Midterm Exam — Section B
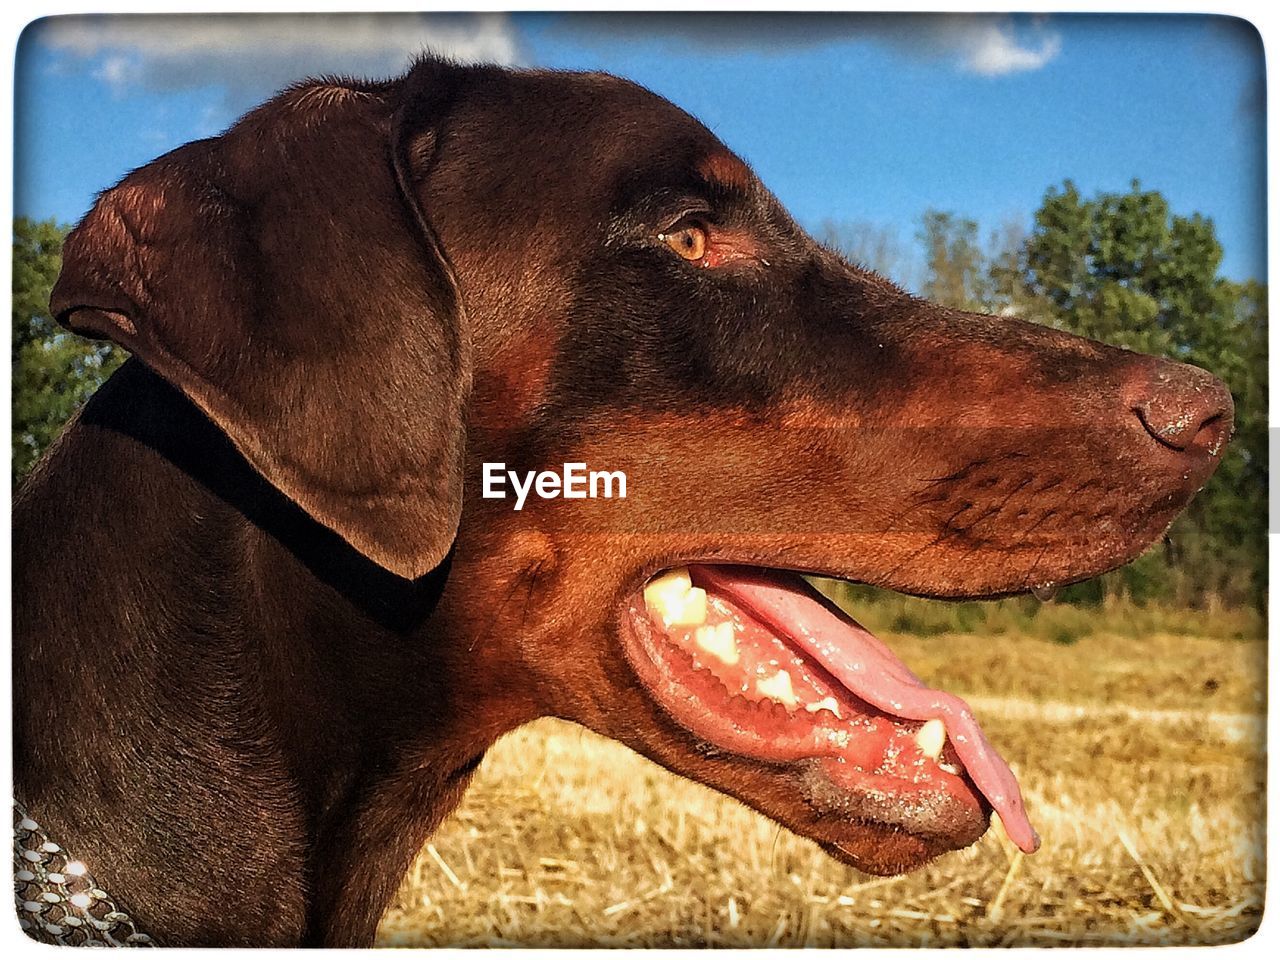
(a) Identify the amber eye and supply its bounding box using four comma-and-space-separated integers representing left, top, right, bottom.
659, 223, 708, 262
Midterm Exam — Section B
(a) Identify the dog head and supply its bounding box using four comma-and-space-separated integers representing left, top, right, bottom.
52, 57, 1233, 874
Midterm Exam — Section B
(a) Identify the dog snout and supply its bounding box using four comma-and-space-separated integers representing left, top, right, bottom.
1128, 359, 1234, 458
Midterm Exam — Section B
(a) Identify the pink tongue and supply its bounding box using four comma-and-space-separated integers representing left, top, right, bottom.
690, 565, 1040, 854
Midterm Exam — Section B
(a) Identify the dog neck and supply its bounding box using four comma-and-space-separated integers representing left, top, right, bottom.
78, 361, 455, 633
12, 360, 514, 945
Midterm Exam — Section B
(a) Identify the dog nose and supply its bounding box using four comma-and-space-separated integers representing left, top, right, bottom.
1130, 360, 1234, 456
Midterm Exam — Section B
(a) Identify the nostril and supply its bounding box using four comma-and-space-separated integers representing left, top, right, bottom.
1191, 412, 1230, 454
1133, 405, 1192, 451
1131, 363, 1234, 457
1135, 406, 1225, 453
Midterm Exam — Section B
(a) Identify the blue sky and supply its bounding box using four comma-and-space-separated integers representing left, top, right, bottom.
14, 12, 1266, 284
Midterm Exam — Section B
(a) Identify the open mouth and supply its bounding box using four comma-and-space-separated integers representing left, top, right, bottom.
620, 564, 1039, 865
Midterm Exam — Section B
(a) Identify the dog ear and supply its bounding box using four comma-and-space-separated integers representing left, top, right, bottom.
50, 66, 471, 580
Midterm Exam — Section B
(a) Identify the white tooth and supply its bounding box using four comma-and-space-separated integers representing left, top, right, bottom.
695, 622, 739, 665
642, 568, 707, 626
805, 696, 843, 719
668, 587, 707, 625
939, 761, 961, 776
915, 718, 946, 760
643, 568, 690, 611
756, 670, 799, 709
657, 567, 693, 591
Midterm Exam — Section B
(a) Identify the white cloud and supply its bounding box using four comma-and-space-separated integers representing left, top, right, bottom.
830, 15, 1064, 78
91, 53, 141, 89
550, 13, 1062, 78
952, 19, 1063, 77
34, 13, 521, 107
30, 12, 1061, 128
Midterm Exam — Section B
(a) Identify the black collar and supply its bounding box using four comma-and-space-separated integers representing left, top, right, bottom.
80, 360, 453, 634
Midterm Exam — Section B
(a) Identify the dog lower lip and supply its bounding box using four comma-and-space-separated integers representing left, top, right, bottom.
623, 564, 1041, 857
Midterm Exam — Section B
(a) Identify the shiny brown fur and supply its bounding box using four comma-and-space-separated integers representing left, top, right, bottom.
14, 57, 1231, 945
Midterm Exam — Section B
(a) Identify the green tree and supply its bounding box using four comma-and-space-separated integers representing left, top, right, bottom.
917, 210, 994, 312
12, 217, 126, 484
1020, 181, 1267, 608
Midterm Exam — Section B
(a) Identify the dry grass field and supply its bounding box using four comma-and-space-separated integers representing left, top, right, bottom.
378, 607, 1265, 947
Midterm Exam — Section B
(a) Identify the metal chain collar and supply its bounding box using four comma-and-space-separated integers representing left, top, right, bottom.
13, 802, 157, 947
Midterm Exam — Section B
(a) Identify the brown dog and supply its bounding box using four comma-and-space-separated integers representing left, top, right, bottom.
14, 57, 1232, 945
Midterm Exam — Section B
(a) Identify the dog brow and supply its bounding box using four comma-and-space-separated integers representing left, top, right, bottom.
697, 151, 753, 192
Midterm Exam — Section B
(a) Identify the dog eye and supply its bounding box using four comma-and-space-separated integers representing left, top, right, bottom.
659, 223, 708, 263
